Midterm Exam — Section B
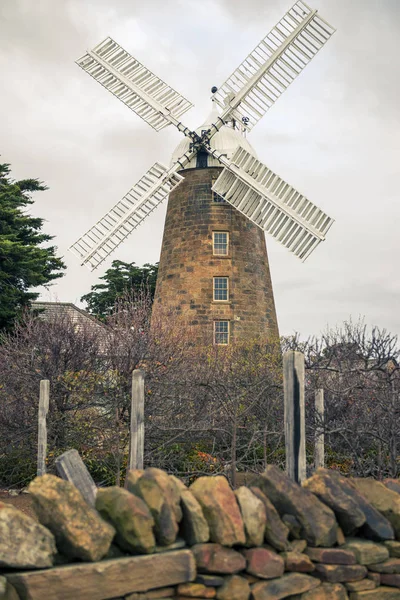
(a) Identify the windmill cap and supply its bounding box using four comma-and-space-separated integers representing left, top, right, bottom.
171, 104, 257, 170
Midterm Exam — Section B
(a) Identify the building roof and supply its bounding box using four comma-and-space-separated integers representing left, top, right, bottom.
32, 301, 104, 331
171, 103, 257, 170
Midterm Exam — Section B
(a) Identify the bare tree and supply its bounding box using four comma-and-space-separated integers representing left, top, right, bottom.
286, 319, 400, 478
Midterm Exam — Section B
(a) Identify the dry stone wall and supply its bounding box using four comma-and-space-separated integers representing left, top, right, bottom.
1, 467, 400, 600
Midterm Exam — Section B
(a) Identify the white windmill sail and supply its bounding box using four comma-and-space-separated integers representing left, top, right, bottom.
212, 1, 335, 131
76, 37, 194, 131
211, 146, 334, 261
69, 164, 184, 270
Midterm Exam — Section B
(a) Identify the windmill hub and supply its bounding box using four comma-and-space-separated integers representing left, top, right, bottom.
171, 105, 257, 171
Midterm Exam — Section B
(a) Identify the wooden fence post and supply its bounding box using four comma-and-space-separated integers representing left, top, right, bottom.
283, 351, 306, 483
37, 380, 50, 477
55, 449, 97, 506
314, 388, 325, 469
129, 369, 145, 471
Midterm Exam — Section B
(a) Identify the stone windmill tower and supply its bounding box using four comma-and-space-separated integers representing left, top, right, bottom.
70, 2, 335, 345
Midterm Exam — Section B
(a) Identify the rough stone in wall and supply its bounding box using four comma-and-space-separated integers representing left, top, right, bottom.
95, 487, 156, 554
189, 475, 246, 546
312, 563, 368, 583
179, 489, 210, 545
1, 467, 400, 600
0, 503, 56, 569
126, 471, 178, 546
251, 572, 321, 599
253, 465, 338, 547
242, 547, 285, 579
192, 543, 246, 574
249, 486, 289, 551
234, 486, 266, 547
281, 551, 315, 573
306, 469, 396, 542
384, 480, 400, 495
28, 474, 115, 561
341, 539, 390, 565
352, 478, 400, 539
385, 541, 400, 558
305, 547, 357, 565
302, 469, 366, 535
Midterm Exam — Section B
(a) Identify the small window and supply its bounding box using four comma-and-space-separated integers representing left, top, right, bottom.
213, 232, 229, 256
212, 177, 226, 203
213, 277, 229, 301
213, 191, 226, 203
214, 321, 230, 345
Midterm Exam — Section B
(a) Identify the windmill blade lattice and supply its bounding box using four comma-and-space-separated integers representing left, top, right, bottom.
69, 164, 183, 270
212, 1, 335, 131
212, 146, 334, 261
77, 37, 194, 132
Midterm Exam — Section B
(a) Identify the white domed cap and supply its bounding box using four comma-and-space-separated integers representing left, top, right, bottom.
170, 103, 257, 170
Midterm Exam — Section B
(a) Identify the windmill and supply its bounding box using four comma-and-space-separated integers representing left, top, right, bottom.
70, 1, 335, 345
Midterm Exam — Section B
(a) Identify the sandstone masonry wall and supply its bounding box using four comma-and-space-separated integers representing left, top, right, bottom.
152, 167, 279, 344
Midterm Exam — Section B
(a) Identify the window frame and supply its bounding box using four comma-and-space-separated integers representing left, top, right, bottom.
214, 320, 230, 345
213, 276, 229, 302
212, 231, 229, 257
211, 176, 226, 203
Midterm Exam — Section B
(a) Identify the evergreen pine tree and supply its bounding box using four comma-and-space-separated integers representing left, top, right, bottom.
0, 162, 65, 330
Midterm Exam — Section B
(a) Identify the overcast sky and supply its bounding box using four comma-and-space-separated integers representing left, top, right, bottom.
1, 0, 399, 339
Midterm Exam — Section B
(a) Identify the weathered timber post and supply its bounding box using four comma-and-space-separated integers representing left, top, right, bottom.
283, 351, 306, 483
129, 369, 145, 471
314, 388, 325, 469
55, 449, 97, 506
37, 380, 50, 477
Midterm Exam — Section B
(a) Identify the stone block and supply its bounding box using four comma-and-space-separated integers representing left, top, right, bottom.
342, 539, 389, 566
195, 575, 225, 587
192, 543, 246, 574
251, 573, 320, 600
385, 541, 400, 558
234, 487, 266, 547
290, 540, 308, 553
352, 479, 400, 539
243, 547, 284, 579
302, 582, 349, 600
28, 474, 114, 562
380, 574, 400, 588
250, 487, 289, 551
348, 587, 400, 599
0, 503, 56, 569
314, 564, 368, 583
345, 580, 376, 591
189, 477, 245, 546
127, 471, 178, 546
96, 487, 155, 554
215, 575, 250, 600
306, 547, 357, 565
302, 470, 365, 535
282, 551, 315, 572
254, 466, 338, 547
383, 480, 400, 495
6, 550, 196, 600
177, 582, 216, 597
368, 559, 400, 574
180, 489, 211, 546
